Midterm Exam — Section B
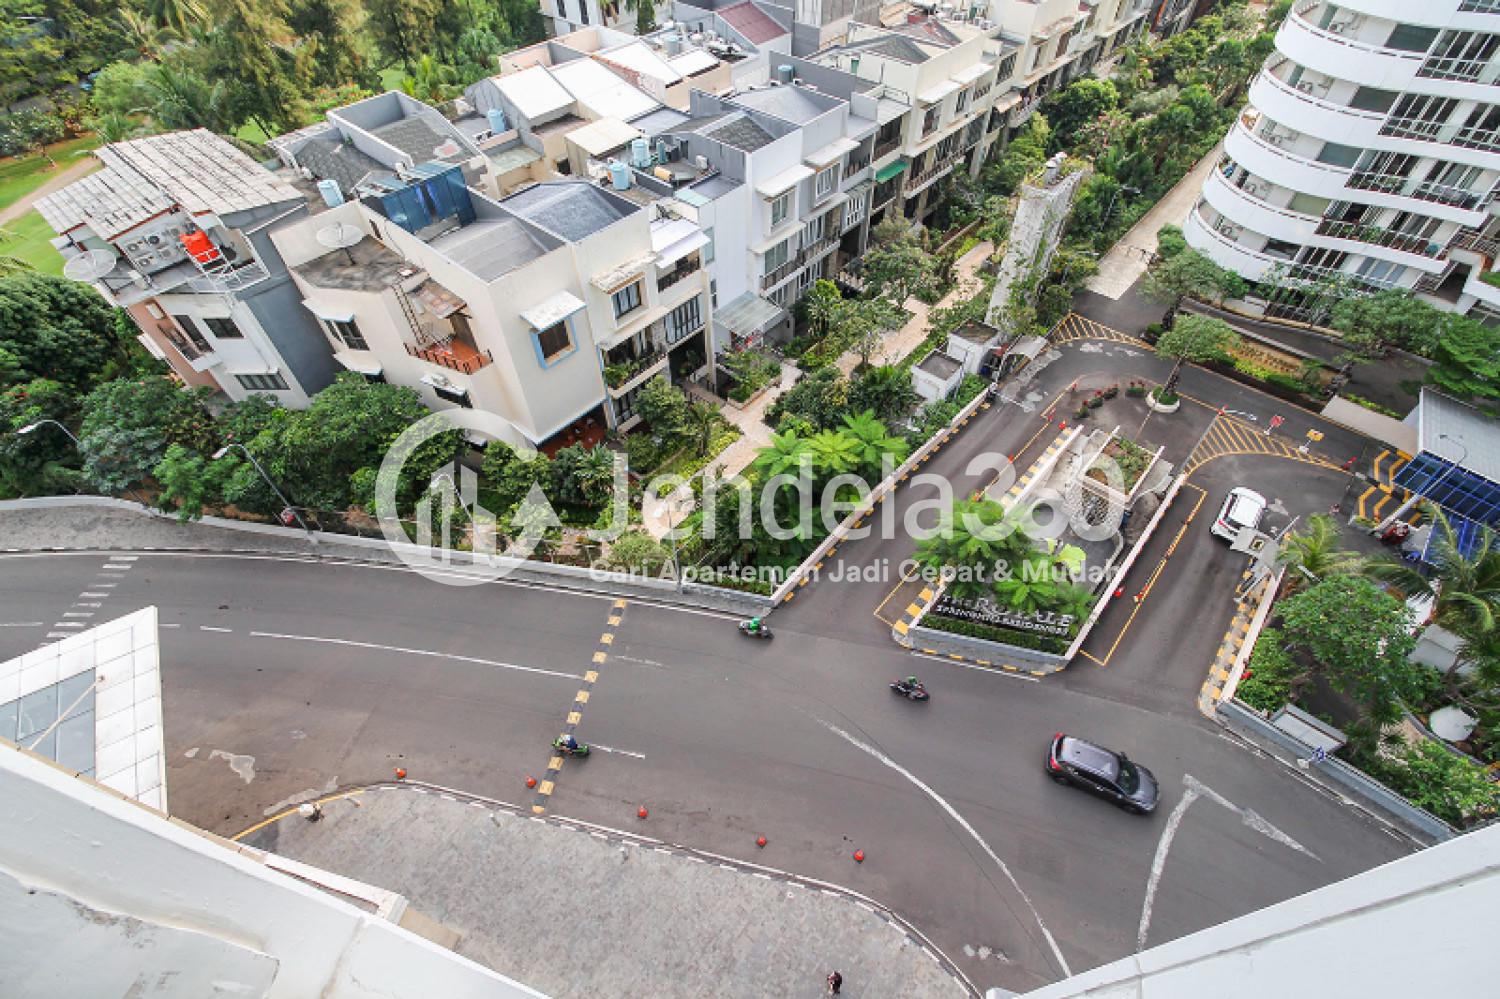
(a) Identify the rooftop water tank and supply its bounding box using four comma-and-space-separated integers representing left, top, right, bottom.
631, 137, 651, 168
486, 108, 508, 134
609, 160, 631, 191
776, 64, 794, 84
665, 35, 682, 55
316, 178, 345, 208
655, 138, 670, 163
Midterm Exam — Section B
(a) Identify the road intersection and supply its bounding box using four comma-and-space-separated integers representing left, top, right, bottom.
0, 315, 1415, 995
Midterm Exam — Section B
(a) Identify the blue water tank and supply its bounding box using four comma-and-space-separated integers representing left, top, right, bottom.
486, 107, 508, 134
777, 64, 794, 84
315, 178, 344, 207
631, 137, 651, 168
656, 139, 669, 163
609, 160, 631, 190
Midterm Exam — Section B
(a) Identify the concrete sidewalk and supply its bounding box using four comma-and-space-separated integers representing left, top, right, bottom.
1085, 143, 1222, 300
244, 783, 971, 999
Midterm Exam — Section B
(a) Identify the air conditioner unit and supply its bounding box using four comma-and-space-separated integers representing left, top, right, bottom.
1295, 81, 1315, 93
1327, 21, 1347, 33
695, 154, 709, 169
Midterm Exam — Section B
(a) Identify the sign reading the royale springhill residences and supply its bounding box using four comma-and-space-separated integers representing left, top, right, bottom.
932, 594, 1076, 636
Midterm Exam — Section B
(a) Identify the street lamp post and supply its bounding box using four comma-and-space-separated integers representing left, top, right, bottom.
16, 420, 154, 511
212, 443, 317, 544
1102, 185, 1141, 231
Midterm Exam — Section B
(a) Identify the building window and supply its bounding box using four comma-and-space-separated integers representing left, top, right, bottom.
703, 227, 715, 264
324, 318, 367, 351
235, 372, 288, 391
535, 320, 573, 364
843, 189, 867, 230
666, 295, 703, 344
710, 278, 718, 307
815, 165, 838, 198
202, 316, 244, 339
770, 190, 792, 227
611, 281, 642, 319
170, 315, 211, 354
955, 88, 969, 114
922, 105, 941, 136
996, 53, 1017, 80
764, 239, 790, 275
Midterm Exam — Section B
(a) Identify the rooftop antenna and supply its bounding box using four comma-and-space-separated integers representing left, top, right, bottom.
316, 222, 364, 265
61, 248, 118, 283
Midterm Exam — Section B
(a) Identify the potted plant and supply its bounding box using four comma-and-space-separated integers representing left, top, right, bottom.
1146, 386, 1180, 413
1125, 381, 1146, 397
1103, 384, 1119, 399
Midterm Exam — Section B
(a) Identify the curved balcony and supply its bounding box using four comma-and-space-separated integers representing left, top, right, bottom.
1202, 168, 1320, 246
1311, 219, 1452, 269
1247, 71, 1385, 150
1184, 206, 1288, 282
1302, 0, 1484, 27
1279, 9, 1499, 103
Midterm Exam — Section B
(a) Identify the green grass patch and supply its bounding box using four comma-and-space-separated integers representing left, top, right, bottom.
1482, 269, 1500, 290
921, 612, 1070, 655
648, 425, 742, 479
0, 210, 65, 275
234, 120, 273, 145
0, 134, 102, 209
378, 67, 406, 91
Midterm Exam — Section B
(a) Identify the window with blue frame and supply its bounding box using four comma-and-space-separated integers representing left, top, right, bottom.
535, 320, 574, 365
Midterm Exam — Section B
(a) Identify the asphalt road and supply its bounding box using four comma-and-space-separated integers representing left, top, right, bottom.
0, 323, 1416, 994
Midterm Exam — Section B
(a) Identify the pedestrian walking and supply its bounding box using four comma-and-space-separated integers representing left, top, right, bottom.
827, 970, 843, 994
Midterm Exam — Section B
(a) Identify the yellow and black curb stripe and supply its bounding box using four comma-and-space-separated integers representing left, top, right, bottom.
1001, 431, 1068, 507
891, 585, 1057, 677
1198, 572, 1260, 716
533, 598, 626, 815
1183, 412, 1341, 476
1371, 448, 1412, 488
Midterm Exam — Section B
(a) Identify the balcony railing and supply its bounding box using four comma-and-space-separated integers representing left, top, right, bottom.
1346, 172, 1487, 211
873, 136, 903, 161
604, 348, 666, 390
1454, 226, 1500, 258
1313, 219, 1446, 257
405, 340, 494, 374
657, 255, 702, 293
907, 156, 959, 190
759, 237, 839, 292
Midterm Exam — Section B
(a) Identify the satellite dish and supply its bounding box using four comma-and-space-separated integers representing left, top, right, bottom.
316, 222, 364, 264
62, 248, 118, 282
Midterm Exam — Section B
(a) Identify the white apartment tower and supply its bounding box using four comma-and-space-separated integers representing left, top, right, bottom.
1184, 0, 1500, 322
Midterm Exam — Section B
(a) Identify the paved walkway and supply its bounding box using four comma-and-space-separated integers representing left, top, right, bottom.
244, 784, 969, 999
0, 154, 98, 226
835, 240, 995, 375
1085, 143, 1222, 300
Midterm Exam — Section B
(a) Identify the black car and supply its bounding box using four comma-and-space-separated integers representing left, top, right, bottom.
1046, 733, 1160, 814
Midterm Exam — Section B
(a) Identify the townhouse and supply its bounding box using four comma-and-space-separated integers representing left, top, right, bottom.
36, 130, 341, 406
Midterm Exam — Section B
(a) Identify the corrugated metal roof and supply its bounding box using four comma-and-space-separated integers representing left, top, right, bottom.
551, 59, 659, 120
496, 65, 575, 121
1420, 388, 1500, 484
599, 41, 682, 84
717, 1, 787, 45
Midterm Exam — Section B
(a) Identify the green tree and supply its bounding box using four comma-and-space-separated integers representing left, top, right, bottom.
481, 441, 550, 510
1275, 513, 1361, 593
1280, 575, 1421, 717
1366, 510, 1500, 641
913, 499, 1034, 600
985, 114, 1050, 195
801, 279, 842, 338
635, 375, 689, 439
89, 61, 153, 116
401, 54, 459, 102
685, 399, 719, 457
0, 273, 131, 393
839, 409, 909, 479
849, 365, 919, 424
152, 443, 235, 520
805, 429, 861, 480
76, 376, 217, 492
1153, 313, 1240, 396
752, 429, 811, 480
199, 0, 309, 134
137, 61, 231, 132
605, 529, 669, 574
364, 0, 431, 72
1365, 739, 1500, 827
0, 0, 64, 105
1040, 78, 1118, 152
287, 0, 375, 88
1425, 316, 1500, 411
860, 230, 936, 307
1141, 247, 1244, 326
0, 379, 82, 497
1236, 627, 1298, 713
842, 297, 903, 369
767, 366, 849, 431
549, 443, 615, 507
1329, 290, 1443, 360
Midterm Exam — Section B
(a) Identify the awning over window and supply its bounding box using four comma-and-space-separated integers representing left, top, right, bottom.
301, 299, 354, 323
874, 158, 910, 183
805, 136, 859, 167
716, 291, 784, 338
918, 79, 962, 104
520, 290, 586, 330
755, 164, 814, 197
413, 280, 465, 320
336, 352, 383, 376
655, 230, 710, 269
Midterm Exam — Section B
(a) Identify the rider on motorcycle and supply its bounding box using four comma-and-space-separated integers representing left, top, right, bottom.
561, 734, 579, 751
745, 616, 765, 635
903, 675, 924, 691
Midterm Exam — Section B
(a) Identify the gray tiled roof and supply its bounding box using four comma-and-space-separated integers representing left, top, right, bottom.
705, 113, 774, 152
428, 218, 547, 281
371, 117, 470, 163
502, 182, 636, 243
294, 134, 385, 193
731, 85, 833, 125
835, 35, 931, 63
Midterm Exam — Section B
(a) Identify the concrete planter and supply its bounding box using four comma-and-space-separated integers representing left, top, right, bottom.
1146, 391, 1180, 414
725, 384, 772, 411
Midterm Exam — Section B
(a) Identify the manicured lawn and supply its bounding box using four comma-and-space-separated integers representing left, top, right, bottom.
235, 120, 273, 145
0, 133, 102, 210
378, 67, 406, 92
0, 208, 66, 273
1, 210, 66, 276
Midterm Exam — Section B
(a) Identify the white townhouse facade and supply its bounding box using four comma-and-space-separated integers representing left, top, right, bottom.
1184, 0, 1500, 322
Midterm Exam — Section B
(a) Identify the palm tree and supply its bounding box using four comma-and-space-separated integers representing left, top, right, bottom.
119, 7, 176, 60
752, 430, 811, 480
686, 401, 718, 458
146, 0, 208, 37
914, 499, 1034, 599
572, 446, 617, 507
138, 64, 229, 132
840, 409, 909, 479
1276, 514, 1361, 592
850, 365, 919, 423
1365, 508, 1500, 638
402, 55, 459, 103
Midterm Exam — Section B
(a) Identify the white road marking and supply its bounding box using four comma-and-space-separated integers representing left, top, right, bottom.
72, 602, 101, 608
818, 719, 1072, 978
198, 626, 232, 633
52, 622, 84, 629
614, 655, 670, 668
101, 564, 134, 570
246, 630, 581, 680
1137, 774, 1317, 951
591, 743, 646, 759
61, 611, 94, 618
79, 592, 109, 598
0, 622, 42, 627
160, 622, 181, 628
909, 652, 1041, 681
